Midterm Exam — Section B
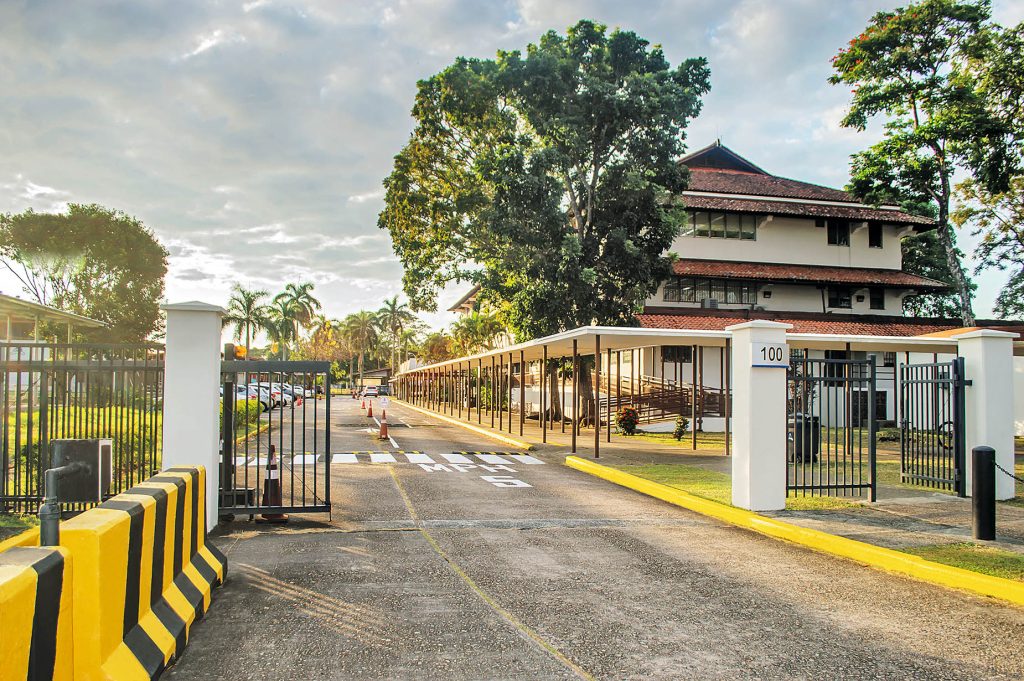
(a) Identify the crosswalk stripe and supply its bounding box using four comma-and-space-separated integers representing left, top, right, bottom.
476, 454, 512, 465
292, 454, 318, 465
330, 453, 359, 464
508, 454, 544, 465
370, 452, 396, 464
441, 453, 473, 464
404, 452, 435, 464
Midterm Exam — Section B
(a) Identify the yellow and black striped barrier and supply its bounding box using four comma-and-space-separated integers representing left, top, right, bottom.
0, 465, 226, 681
0, 546, 74, 680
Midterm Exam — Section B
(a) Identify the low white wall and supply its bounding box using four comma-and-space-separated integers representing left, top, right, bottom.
1016, 355, 1024, 437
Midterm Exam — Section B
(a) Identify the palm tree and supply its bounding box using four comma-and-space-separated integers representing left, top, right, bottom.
274, 282, 321, 346
265, 298, 299, 359
376, 296, 416, 371
223, 284, 269, 356
342, 311, 378, 388
450, 310, 505, 354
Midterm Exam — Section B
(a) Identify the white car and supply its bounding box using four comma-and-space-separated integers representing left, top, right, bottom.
363, 386, 379, 397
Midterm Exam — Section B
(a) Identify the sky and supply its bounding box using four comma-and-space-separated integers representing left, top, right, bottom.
2, 0, 1023, 338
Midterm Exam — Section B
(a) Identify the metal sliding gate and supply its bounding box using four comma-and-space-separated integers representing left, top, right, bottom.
220, 360, 331, 517
899, 357, 966, 496
787, 356, 877, 500
1, 342, 165, 514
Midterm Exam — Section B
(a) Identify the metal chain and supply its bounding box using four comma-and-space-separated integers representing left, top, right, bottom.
994, 461, 1024, 485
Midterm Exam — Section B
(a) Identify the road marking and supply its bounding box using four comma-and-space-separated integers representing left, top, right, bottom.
388, 435, 399, 449
330, 453, 359, 464
441, 453, 473, 464
370, 452, 396, 464
508, 454, 544, 465
481, 475, 532, 488
399, 418, 413, 428
476, 454, 511, 465
292, 454, 317, 465
387, 467, 592, 681
404, 452, 435, 464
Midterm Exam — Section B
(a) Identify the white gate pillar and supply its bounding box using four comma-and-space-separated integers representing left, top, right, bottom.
726, 320, 792, 511
953, 329, 1018, 500
162, 301, 225, 531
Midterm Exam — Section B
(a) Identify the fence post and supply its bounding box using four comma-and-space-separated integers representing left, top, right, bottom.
953, 329, 1017, 500
725, 320, 792, 511
162, 301, 225, 531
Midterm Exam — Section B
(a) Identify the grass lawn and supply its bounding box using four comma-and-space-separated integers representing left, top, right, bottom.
903, 543, 1024, 581
609, 463, 864, 511
630, 430, 729, 451
0, 513, 37, 543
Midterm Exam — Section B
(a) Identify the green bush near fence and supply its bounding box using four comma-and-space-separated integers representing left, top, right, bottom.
219, 399, 262, 431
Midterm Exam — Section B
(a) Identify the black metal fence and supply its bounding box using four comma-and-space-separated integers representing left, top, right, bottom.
1, 342, 165, 514
786, 356, 877, 500
220, 360, 331, 517
899, 358, 966, 496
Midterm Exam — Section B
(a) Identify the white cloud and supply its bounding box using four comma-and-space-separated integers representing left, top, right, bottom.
347, 189, 384, 204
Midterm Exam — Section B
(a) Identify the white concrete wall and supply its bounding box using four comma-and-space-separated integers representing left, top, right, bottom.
1016, 355, 1024, 437
669, 216, 905, 269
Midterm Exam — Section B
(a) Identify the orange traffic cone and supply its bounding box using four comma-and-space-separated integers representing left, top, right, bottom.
258, 445, 288, 524
360, 398, 366, 410
367, 400, 373, 419
379, 409, 389, 440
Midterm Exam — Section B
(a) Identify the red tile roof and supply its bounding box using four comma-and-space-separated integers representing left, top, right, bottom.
636, 310, 1024, 338
679, 192, 934, 227
687, 167, 852, 202
672, 259, 947, 290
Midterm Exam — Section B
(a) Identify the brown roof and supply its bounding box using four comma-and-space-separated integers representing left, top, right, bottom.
687, 167, 852, 202
679, 192, 934, 227
636, 309, 1024, 337
671, 259, 948, 290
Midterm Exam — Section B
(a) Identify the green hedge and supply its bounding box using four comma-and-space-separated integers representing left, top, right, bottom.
219, 399, 262, 431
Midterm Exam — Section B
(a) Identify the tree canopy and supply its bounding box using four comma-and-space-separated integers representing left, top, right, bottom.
830, 0, 1022, 324
379, 20, 710, 341
0, 203, 168, 342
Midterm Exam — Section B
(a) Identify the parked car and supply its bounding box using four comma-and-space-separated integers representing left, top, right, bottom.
377, 385, 391, 396
363, 385, 379, 397
220, 385, 270, 412
249, 382, 285, 408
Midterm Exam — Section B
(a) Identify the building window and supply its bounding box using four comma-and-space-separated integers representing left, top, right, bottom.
663, 277, 758, 304
882, 352, 896, 367
824, 349, 848, 379
827, 219, 850, 246
827, 286, 852, 309
681, 211, 757, 240
870, 287, 885, 310
868, 222, 883, 248
662, 346, 693, 363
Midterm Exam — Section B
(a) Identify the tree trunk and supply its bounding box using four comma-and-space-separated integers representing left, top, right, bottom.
546, 359, 563, 422
937, 168, 976, 325
576, 357, 597, 428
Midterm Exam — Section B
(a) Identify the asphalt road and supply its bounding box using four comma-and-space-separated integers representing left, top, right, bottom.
169, 397, 1024, 680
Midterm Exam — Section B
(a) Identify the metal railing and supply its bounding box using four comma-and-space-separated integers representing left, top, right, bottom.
1, 342, 165, 514
786, 356, 876, 500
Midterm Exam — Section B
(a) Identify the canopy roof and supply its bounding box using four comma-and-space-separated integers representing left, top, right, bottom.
397, 323, 1024, 376
0, 292, 105, 328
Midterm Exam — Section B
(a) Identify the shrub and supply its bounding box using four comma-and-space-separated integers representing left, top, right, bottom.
616, 406, 639, 435
673, 416, 690, 441
219, 399, 262, 432
876, 427, 901, 443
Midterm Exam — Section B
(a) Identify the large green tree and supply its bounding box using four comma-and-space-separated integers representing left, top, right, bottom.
223, 284, 269, 353
953, 176, 1024, 318
0, 203, 168, 342
380, 20, 710, 423
830, 0, 1017, 325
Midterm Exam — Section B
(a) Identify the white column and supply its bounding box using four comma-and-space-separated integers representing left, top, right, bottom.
725, 320, 792, 511
953, 329, 1018, 500
162, 301, 225, 531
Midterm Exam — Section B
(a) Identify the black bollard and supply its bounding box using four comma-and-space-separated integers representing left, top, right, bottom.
972, 446, 996, 541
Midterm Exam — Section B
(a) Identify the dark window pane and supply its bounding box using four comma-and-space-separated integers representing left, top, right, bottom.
870, 287, 885, 310
827, 220, 850, 246
694, 212, 710, 237
827, 286, 852, 308
710, 212, 725, 238
869, 222, 883, 248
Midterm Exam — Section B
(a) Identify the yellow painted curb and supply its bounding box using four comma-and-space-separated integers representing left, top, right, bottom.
565, 455, 1024, 607
393, 399, 534, 451
0, 526, 40, 553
